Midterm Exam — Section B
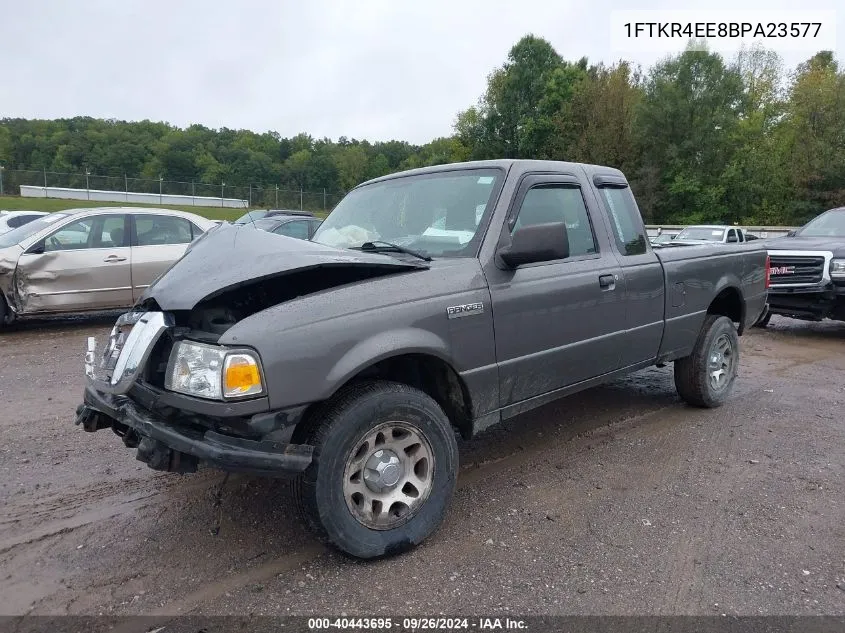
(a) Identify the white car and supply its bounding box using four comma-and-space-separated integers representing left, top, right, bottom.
673, 225, 757, 245
0, 211, 49, 235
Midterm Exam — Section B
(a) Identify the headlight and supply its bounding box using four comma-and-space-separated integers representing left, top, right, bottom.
165, 341, 264, 400
831, 259, 845, 279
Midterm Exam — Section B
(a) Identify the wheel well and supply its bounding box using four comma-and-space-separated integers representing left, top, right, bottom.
708, 287, 744, 333
327, 354, 474, 440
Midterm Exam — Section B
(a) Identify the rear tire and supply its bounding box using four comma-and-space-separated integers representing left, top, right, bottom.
293, 380, 459, 559
674, 315, 739, 408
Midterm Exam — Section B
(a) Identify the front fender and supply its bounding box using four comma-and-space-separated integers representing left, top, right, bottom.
324, 327, 454, 395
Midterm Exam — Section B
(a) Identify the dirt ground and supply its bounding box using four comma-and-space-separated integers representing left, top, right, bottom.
1, 314, 844, 619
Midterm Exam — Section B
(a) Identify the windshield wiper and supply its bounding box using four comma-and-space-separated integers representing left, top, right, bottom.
357, 241, 432, 262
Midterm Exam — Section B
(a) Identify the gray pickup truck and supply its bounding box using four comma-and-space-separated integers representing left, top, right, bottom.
76, 160, 769, 559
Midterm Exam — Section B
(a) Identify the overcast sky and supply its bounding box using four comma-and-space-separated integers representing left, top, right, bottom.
1, 0, 841, 145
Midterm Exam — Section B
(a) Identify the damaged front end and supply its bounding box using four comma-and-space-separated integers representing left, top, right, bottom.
77, 308, 315, 476
74, 223, 425, 476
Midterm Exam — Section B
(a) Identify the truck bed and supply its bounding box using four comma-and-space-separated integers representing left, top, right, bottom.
654, 242, 769, 362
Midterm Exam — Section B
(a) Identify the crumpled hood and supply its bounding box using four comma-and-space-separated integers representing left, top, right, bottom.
141, 223, 427, 311
765, 235, 845, 255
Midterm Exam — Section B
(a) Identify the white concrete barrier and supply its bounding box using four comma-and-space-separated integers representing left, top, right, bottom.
19, 185, 248, 209
646, 225, 795, 239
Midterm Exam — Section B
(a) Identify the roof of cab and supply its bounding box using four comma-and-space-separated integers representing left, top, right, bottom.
356, 159, 627, 188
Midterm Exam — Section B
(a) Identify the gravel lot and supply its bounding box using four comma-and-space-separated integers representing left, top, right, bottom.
1, 314, 844, 618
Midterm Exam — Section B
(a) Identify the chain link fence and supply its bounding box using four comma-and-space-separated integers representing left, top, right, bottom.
0, 168, 346, 212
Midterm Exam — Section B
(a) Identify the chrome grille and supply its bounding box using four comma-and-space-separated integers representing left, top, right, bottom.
768, 254, 825, 286
85, 312, 142, 382
84, 311, 172, 394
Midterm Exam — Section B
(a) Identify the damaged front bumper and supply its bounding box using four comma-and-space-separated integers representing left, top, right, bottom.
76, 387, 313, 476
76, 310, 314, 477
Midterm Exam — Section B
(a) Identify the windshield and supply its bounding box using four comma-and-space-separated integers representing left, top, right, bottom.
797, 209, 845, 237
675, 227, 725, 241
0, 213, 70, 248
312, 168, 502, 258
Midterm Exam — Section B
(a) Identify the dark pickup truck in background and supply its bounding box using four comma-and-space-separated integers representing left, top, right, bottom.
76, 159, 769, 559
757, 206, 845, 326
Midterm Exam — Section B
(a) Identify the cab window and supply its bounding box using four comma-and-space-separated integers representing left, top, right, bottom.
512, 185, 597, 257
597, 186, 648, 256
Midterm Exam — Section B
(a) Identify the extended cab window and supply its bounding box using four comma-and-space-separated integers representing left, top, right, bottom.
513, 185, 597, 257
598, 186, 648, 256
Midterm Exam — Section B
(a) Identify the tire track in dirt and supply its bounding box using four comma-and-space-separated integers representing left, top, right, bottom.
136, 387, 683, 617
4, 317, 844, 617
1, 471, 226, 537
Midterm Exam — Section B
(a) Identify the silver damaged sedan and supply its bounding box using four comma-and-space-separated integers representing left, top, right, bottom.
0, 207, 218, 327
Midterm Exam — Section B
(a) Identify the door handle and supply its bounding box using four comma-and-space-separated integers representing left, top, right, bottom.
599, 274, 616, 290
103, 255, 127, 263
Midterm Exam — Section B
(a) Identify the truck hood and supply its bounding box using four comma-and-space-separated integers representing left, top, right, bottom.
140, 223, 427, 311
764, 235, 845, 256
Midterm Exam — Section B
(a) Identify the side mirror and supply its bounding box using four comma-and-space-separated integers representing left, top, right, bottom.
786, 230, 797, 237
498, 222, 569, 268
727, 234, 739, 243
26, 240, 45, 255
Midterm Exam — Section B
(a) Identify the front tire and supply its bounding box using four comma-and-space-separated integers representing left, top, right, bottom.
674, 315, 739, 408
293, 380, 459, 559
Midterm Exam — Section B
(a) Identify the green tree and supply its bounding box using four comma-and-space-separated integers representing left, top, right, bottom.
333, 145, 369, 191
459, 35, 563, 158
551, 61, 642, 170
635, 45, 746, 223
721, 46, 790, 224
0, 125, 14, 165
780, 51, 845, 221
284, 149, 314, 189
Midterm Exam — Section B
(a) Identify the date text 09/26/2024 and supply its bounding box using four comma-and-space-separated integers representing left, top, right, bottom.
307, 617, 528, 630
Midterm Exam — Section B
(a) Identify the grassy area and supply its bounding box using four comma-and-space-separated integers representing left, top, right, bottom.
1, 196, 251, 221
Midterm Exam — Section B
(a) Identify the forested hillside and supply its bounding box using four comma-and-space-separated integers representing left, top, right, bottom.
2, 38, 843, 225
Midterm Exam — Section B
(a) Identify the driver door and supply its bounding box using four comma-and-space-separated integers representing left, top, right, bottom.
15, 214, 132, 314
484, 176, 626, 406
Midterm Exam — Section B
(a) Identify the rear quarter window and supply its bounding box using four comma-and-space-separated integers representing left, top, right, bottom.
597, 186, 648, 256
